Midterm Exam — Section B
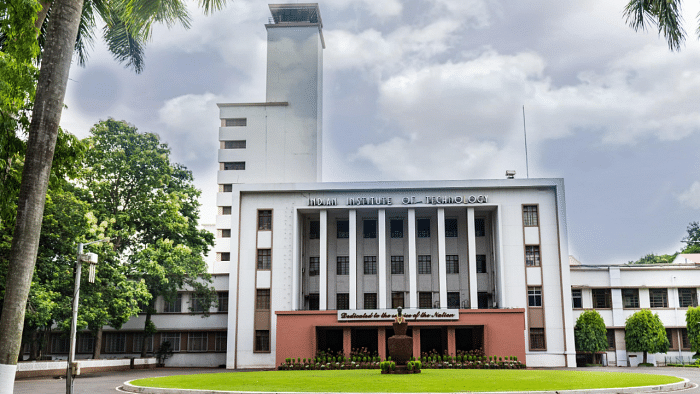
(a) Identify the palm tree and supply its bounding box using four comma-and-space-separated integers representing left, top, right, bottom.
0, 1, 226, 392
624, 0, 688, 51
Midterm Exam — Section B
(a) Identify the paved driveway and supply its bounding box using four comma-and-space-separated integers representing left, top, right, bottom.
13, 366, 700, 394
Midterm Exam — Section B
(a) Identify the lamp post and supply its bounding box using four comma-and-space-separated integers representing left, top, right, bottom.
66, 239, 108, 394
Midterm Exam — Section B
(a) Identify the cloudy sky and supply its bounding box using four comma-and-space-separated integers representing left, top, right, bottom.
60, 0, 700, 265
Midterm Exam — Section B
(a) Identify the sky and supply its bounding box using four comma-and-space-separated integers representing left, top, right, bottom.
59, 0, 700, 265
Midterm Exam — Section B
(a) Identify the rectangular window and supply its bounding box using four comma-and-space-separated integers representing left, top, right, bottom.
257, 249, 271, 270
223, 140, 246, 149
309, 257, 319, 276
446, 255, 459, 274
392, 292, 405, 309
309, 220, 320, 239
418, 255, 431, 274
390, 219, 403, 238
337, 293, 349, 310
218, 252, 230, 262
258, 210, 272, 230
447, 292, 460, 309
525, 245, 540, 267
682, 328, 690, 349
622, 288, 639, 308
571, 289, 583, 309
222, 184, 232, 192
650, 288, 668, 308
679, 288, 698, 308
215, 332, 227, 352
224, 118, 246, 127
255, 330, 270, 352
218, 292, 229, 312
163, 293, 182, 313
188, 332, 208, 352
478, 292, 489, 309
105, 333, 126, 353
592, 289, 612, 308
308, 293, 319, 310
52, 335, 69, 353
417, 218, 430, 238
223, 162, 245, 170
476, 255, 487, 273
529, 328, 545, 350
133, 334, 153, 354
364, 256, 377, 275
190, 294, 207, 313
523, 205, 539, 227
391, 256, 404, 275
219, 229, 231, 238
419, 292, 433, 308
77, 333, 94, 354
337, 220, 349, 238
528, 287, 542, 307
256, 289, 270, 310
221, 206, 231, 215
607, 329, 615, 350
337, 256, 349, 275
364, 293, 377, 309
363, 219, 377, 238
445, 218, 458, 237
667, 329, 675, 350
474, 218, 485, 237
161, 333, 181, 352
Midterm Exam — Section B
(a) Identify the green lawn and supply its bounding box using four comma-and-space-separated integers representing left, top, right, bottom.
129, 369, 683, 392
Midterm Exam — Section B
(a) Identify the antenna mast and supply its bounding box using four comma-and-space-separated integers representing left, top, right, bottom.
522, 105, 529, 178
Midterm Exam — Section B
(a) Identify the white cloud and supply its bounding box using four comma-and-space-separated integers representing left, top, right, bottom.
679, 181, 700, 209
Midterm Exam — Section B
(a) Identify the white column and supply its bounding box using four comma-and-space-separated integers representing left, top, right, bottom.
494, 209, 506, 309
467, 207, 478, 309
378, 209, 387, 309
320, 210, 328, 310
292, 209, 300, 311
408, 208, 417, 308
349, 209, 357, 309
437, 208, 447, 309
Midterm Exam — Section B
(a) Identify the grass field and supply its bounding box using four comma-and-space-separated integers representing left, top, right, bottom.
129, 369, 683, 392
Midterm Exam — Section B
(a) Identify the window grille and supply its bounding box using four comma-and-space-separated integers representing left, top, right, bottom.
445, 218, 458, 237
523, 205, 538, 226
337, 256, 349, 275
418, 255, 431, 274
391, 256, 404, 274
446, 255, 459, 274
364, 256, 377, 275
257, 249, 271, 270
309, 257, 319, 276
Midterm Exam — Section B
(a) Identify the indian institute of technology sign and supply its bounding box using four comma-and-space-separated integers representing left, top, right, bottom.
308, 195, 489, 207
337, 309, 460, 322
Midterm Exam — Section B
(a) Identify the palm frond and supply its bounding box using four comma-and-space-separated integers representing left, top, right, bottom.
102, 12, 146, 73
198, 0, 227, 15
624, 0, 686, 51
74, 1, 98, 67
112, 0, 191, 41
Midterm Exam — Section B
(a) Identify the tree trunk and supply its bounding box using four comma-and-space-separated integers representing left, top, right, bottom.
92, 327, 102, 359
0, 0, 85, 391
643, 351, 647, 364
35, 1, 54, 31
141, 312, 151, 357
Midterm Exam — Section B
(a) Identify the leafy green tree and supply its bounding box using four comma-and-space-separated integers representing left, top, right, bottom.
574, 310, 608, 356
624, 0, 689, 51
686, 306, 700, 358
681, 222, 700, 254
629, 253, 678, 264
625, 309, 669, 364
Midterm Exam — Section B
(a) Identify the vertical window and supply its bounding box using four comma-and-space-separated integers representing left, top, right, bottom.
105, 333, 126, 353
309, 257, 319, 276
667, 329, 675, 350
445, 218, 458, 237
77, 334, 95, 354
679, 288, 698, 308
649, 288, 668, 308
52, 335, 69, 353
308, 293, 319, 310
392, 292, 405, 309
218, 292, 229, 312
528, 287, 542, 307
622, 289, 639, 308
364, 293, 377, 309
606, 329, 615, 350
215, 332, 227, 352
390, 219, 403, 238
523, 205, 539, 227
418, 255, 431, 274
188, 333, 208, 352
224, 140, 246, 149
419, 292, 433, 308
190, 294, 207, 313
474, 218, 485, 237
161, 333, 181, 352
363, 256, 377, 275
592, 289, 612, 308
476, 255, 487, 273
133, 334, 153, 354
529, 328, 545, 350
223, 162, 245, 170
336, 293, 349, 310
164, 293, 182, 313
682, 328, 690, 349
446, 255, 459, 274
363, 220, 377, 238
219, 229, 231, 238
221, 206, 232, 215
225, 118, 247, 126
336, 220, 349, 238
218, 252, 230, 261
525, 245, 541, 267
222, 184, 233, 192
417, 218, 430, 238
257, 249, 271, 270
336, 256, 349, 275
256, 289, 270, 310
255, 330, 270, 352
571, 289, 583, 309
478, 292, 489, 309
447, 292, 460, 309
391, 256, 404, 274
258, 210, 272, 230
309, 220, 320, 239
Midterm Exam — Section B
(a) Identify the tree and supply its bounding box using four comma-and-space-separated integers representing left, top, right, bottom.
624, 0, 689, 51
629, 253, 678, 264
681, 222, 700, 254
0, 1, 226, 389
625, 309, 669, 364
686, 306, 700, 358
574, 310, 608, 357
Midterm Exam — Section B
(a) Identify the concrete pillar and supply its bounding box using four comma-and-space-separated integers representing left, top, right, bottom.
349, 210, 357, 309
412, 327, 421, 359
437, 208, 447, 309
292, 209, 300, 310
408, 209, 417, 308
320, 209, 327, 310
378, 327, 386, 361
467, 207, 477, 309
447, 327, 456, 357
343, 327, 352, 359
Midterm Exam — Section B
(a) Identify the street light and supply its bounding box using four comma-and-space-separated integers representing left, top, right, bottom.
66, 239, 109, 394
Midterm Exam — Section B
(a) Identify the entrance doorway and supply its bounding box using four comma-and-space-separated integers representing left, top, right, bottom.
420, 328, 447, 356
455, 327, 483, 353
351, 328, 378, 356
316, 328, 343, 355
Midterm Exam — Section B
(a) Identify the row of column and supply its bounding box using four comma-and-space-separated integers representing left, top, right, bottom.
292, 208, 480, 310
